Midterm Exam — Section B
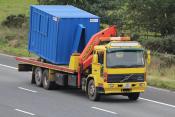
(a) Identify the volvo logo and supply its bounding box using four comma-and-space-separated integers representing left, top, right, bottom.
120, 74, 134, 82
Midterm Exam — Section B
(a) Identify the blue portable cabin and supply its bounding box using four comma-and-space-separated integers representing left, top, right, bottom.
28, 5, 100, 64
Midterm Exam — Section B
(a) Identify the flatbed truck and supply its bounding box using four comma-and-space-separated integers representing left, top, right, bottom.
16, 26, 150, 101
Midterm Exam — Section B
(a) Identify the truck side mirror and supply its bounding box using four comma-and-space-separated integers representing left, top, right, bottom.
147, 50, 151, 64
93, 54, 98, 64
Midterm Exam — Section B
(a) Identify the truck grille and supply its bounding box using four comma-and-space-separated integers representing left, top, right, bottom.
107, 74, 144, 83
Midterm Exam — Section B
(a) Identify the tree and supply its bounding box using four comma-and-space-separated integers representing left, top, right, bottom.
124, 0, 175, 36
37, 0, 122, 28
38, 0, 85, 5
38, 0, 175, 36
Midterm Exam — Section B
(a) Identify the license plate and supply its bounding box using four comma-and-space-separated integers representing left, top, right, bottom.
124, 83, 131, 88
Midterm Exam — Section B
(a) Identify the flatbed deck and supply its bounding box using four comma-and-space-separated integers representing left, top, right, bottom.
16, 57, 76, 74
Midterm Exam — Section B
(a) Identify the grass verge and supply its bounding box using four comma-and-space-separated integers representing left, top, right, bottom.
0, 0, 37, 22
0, 0, 37, 56
147, 55, 175, 91
0, 25, 34, 57
0, 44, 32, 57
148, 76, 175, 91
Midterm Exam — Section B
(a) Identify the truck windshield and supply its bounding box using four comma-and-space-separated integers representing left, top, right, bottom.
107, 50, 144, 68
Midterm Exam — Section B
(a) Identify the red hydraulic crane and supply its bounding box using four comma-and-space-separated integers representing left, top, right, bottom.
77, 26, 117, 87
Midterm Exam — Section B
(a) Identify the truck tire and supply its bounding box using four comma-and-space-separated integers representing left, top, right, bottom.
31, 68, 36, 84
87, 79, 100, 101
34, 67, 43, 87
42, 69, 55, 90
128, 93, 140, 101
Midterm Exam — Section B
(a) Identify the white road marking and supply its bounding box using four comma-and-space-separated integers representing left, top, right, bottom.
148, 86, 172, 92
14, 109, 35, 116
140, 97, 175, 108
18, 87, 37, 93
0, 53, 15, 57
0, 64, 17, 70
91, 106, 118, 115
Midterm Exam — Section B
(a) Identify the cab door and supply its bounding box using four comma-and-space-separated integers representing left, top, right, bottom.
92, 51, 104, 83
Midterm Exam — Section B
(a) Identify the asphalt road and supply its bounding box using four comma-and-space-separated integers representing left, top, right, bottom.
0, 53, 175, 117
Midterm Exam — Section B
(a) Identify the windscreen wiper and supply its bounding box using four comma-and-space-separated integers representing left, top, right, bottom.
127, 64, 143, 67
109, 65, 129, 68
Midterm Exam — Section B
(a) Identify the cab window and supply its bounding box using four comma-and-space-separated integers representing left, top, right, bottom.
97, 51, 104, 64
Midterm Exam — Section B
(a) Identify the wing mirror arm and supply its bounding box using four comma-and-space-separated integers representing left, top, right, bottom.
147, 50, 151, 65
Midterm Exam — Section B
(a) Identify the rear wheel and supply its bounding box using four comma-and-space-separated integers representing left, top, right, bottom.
42, 69, 55, 90
87, 79, 100, 101
34, 67, 43, 87
128, 93, 140, 101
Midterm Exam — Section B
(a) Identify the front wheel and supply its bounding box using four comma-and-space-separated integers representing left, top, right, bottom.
87, 79, 100, 101
128, 93, 140, 101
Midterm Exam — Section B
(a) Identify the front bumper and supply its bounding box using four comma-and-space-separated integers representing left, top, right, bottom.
97, 82, 147, 94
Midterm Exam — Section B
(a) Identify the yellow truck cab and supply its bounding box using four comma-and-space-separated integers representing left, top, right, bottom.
86, 37, 150, 101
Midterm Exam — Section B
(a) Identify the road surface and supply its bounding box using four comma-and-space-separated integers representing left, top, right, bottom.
0, 53, 174, 117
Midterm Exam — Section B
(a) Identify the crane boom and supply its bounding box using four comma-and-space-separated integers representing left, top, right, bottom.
79, 26, 117, 64
77, 26, 117, 87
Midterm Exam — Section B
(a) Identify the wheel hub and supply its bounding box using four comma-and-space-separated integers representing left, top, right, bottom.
44, 76, 48, 86
89, 84, 95, 96
35, 70, 42, 82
